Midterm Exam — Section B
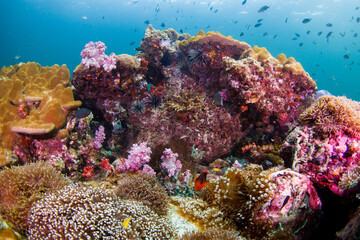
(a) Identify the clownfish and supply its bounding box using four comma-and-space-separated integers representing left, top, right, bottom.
194, 171, 209, 191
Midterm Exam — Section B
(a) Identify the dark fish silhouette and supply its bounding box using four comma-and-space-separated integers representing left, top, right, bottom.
326, 32, 333, 42
155, 4, 160, 13
263, 32, 268, 37
285, 17, 288, 23
214, 9, 218, 13
318, 31, 323, 36
295, 33, 300, 37
299, 43, 303, 47
144, 20, 150, 24
258, 6, 270, 13
255, 23, 262, 27
240, 32, 244, 37
302, 18, 311, 24
292, 37, 298, 40
278, 195, 290, 212
273, 34, 278, 39
344, 55, 350, 59
354, 33, 358, 37
242, 0, 247, 5
306, 30, 310, 35
129, 41, 135, 45
180, 29, 183, 34
357, 17, 360, 23
210, 6, 213, 11
257, 18, 263, 22
161, 23, 165, 27
326, 23, 333, 27
339, 32, 346, 37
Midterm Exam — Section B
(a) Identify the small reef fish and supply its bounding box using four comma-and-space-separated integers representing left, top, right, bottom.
299, 43, 303, 47
144, 20, 150, 24
326, 23, 333, 27
263, 32, 268, 37
155, 4, 160, 13
242, 0, 247, 5
194, 171, 209, 191
213, 93, 223, 106
82, 16, 88, 20
255, 23, 262, 27
306, 30, 310, 35
120, 217, 131, 231
258, 6, 270, 13
339, 32, 346, 37
295, 33, 300, 37
213, 168, 221, 172
161, 23, 165, 28
273, 34, 278, 39
285, 17, 288, 23
257, 19, 263, 22
302, 18, 311, 24
129, 41, 135, 46
14, 55, 21, 60
357, 17, 360, 23
239, 32, 244, 37
278, 195, 290, 212
354, 33, 358, 37
317, 31, 323, 36
344, 55, 350, 59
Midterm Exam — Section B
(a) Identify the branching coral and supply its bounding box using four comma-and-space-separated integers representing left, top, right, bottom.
0, 161, 69, 232
27, 185, 175, 240
115, 173, 169, 215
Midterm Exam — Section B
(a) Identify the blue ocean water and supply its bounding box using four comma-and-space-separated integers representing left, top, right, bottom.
1, 0, 359, 100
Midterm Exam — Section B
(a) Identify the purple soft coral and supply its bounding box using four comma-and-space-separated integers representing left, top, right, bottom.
80, 41, 116, 72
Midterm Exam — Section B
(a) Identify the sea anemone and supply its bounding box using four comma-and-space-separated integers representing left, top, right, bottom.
180, 227, 243, 240
27, 185, 175, 239
130, 100, 146, 115
115, 173, 169, 215
144, 93, 162, 109
0, 161, 68, 232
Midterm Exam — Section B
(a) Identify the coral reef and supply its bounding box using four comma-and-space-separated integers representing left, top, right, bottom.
115, 173, 169, 215
27, 185, 175, 239
0, 161, 68, 232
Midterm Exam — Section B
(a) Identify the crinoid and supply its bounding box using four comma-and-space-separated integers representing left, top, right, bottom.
144, 93, 162, 109
188, 49, 208, 67
130, 100, 146, 115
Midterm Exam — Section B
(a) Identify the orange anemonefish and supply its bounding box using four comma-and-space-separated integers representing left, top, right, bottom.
194, 171, 209, 191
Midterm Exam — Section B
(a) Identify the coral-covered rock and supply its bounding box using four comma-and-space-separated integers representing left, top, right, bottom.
280, 125, 360, 196
202, 165, 321, 239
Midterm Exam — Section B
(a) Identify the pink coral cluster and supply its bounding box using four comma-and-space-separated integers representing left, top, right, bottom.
160, 148, 182, 177
116, 142, 152, 172
80, 41, 116, 72
93, 125, 106, 149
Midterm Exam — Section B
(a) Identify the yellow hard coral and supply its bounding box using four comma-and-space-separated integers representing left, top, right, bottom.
0, 62, 81, 166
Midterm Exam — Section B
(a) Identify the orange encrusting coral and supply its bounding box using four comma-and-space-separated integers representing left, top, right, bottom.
0, 62, 81, 166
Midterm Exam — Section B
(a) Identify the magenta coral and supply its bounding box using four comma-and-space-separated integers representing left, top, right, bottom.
80, 41, 116, 72
160, 148, 182, 177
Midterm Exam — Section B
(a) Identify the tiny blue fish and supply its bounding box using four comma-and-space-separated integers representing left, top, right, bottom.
258, 6, 270, 13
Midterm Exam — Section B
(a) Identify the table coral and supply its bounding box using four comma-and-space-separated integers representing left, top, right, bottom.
0, 62, 81, 166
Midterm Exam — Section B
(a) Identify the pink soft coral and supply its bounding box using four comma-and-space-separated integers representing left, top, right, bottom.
80, 41, 116, 72
121, 142, 152, 172
160, 148, 182, 177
